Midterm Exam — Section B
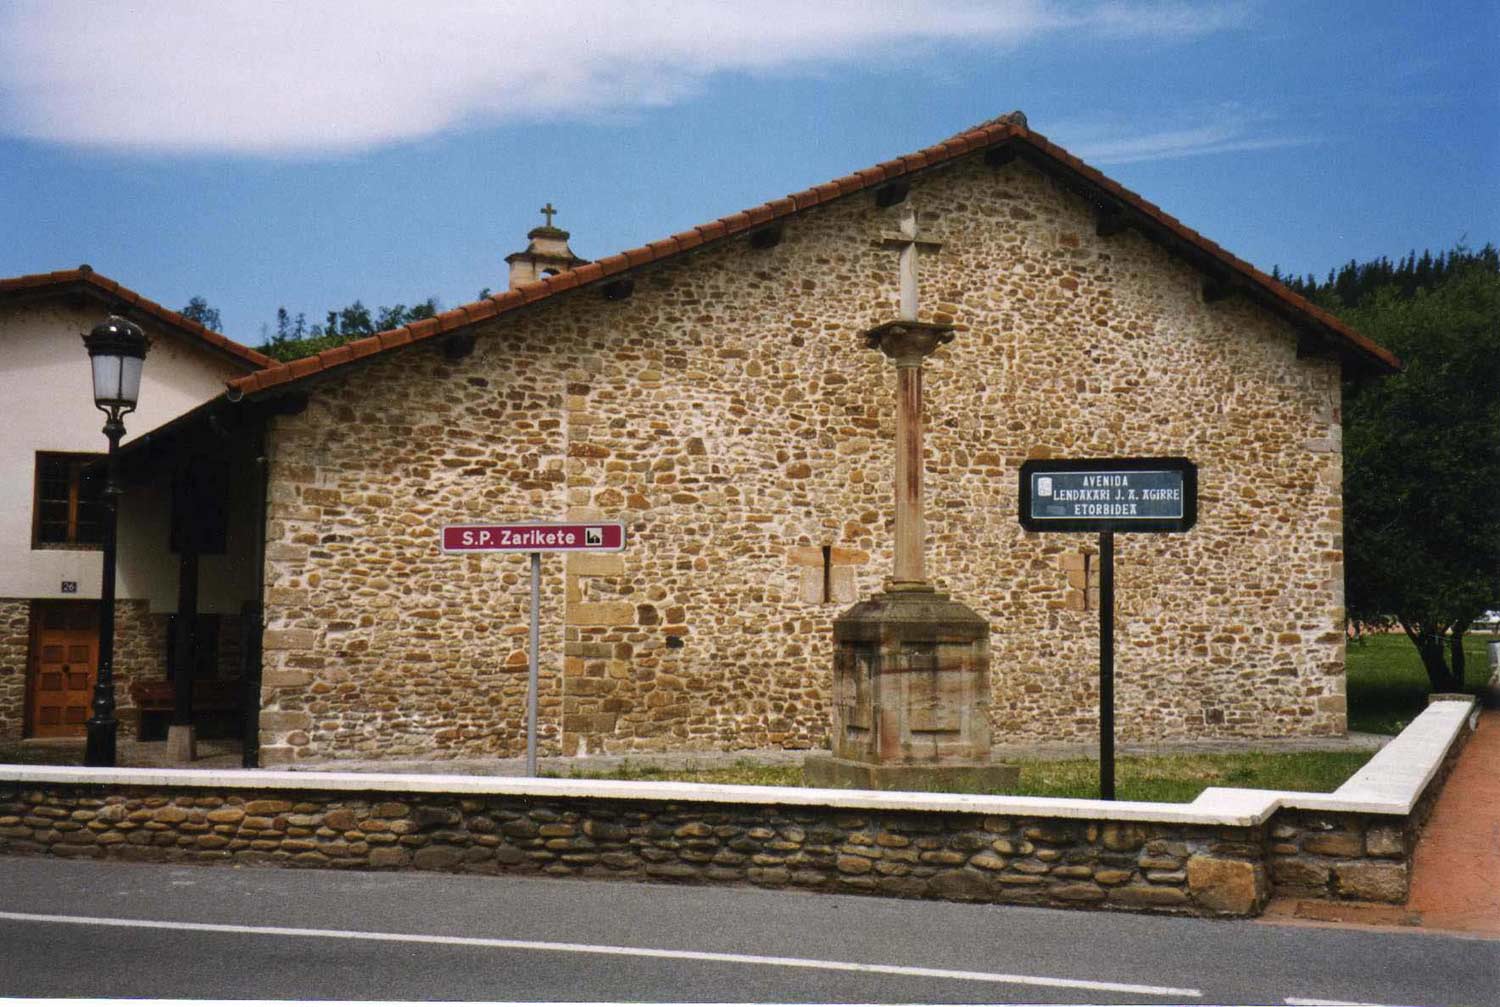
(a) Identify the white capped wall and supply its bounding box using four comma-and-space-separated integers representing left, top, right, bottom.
1, 300, 249, 606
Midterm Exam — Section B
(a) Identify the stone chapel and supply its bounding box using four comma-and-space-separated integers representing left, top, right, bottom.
139, 111, 1397, 765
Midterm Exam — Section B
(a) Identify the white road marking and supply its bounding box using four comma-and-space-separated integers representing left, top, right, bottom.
0, 909, 1200, 999
1285, 998, 1393, 1006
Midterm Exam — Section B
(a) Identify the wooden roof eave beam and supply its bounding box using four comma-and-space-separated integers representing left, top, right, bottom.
1095, 201, 1130, 238
748, 225, 784, 250
1202, 275, 1236, 304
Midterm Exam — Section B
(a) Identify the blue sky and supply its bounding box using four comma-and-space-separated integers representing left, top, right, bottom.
1, 1, 1495, 345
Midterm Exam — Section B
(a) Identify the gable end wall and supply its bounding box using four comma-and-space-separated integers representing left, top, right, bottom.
257, 155, 1345, 764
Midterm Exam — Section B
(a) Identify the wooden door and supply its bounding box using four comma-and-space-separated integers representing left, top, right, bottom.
28, 603, 99, 738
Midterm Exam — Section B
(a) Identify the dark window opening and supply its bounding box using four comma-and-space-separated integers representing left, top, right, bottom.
33, 452, 105, 549
821, 545, 833, 604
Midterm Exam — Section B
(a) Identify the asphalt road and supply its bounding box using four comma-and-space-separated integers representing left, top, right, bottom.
0, 855, 1494, 1005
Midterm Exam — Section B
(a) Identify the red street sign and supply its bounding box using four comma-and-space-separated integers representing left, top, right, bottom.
441, 522, 626, 553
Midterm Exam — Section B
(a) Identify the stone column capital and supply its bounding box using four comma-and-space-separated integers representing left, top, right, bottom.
864, 319, 956, 365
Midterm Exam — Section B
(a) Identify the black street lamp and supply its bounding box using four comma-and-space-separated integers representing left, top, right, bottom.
81, 315, 148, 767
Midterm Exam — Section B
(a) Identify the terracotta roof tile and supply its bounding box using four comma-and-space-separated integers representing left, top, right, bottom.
374, 328, 410, 349
694, 221, 728, 243
571, 262, 606, 285
317, 344, 355, 368
543, 273, 578, 296
623, 246, 657, 268
897, 152, 931, 173
225, 111, 1396, 397
346, 338, 384, 362
670, 229, 706, 254
0, 267, 274, 371
595, 252, 632, 274
714, 211, 747, 234
287, 357, 322, 380
800, 184, 833, 206
827, 176, 859, 197
440, 308, 475, 331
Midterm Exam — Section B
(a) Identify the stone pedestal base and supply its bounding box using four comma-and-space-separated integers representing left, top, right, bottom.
830, 585, 995, 765
811, 584, 1012, 793
166, 724, 196, 763
803, 753, 1018, 794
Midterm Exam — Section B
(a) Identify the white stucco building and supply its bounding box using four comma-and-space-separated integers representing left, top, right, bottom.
0, 267, 270, 745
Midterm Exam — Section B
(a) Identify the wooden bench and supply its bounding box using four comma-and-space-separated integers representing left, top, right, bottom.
130, 679, 243, 713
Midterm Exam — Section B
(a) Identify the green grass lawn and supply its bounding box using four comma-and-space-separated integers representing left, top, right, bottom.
1345, 632, 1494, 735
554, 749, 1371, 803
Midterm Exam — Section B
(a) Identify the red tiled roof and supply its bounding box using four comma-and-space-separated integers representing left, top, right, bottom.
0, 267, 275, 371
228, 114, 1398, 398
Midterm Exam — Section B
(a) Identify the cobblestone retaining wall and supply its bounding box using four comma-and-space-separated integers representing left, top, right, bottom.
1264, 705, 1475, 905
0, 781, 1269, 918
1267, 811, 1411, 902
259, 153, 1347, 762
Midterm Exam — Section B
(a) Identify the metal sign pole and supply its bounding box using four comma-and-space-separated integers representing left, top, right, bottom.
527, 551, 540, 777
1017, 459, 1196, 802
441, 523, 625, 774
1099, 530, 1115, 801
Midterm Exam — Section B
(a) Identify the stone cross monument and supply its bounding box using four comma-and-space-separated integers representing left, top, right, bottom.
804, 202, 1017, 792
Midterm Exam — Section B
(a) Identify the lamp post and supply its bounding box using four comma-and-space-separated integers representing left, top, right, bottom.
82, 316, 148, 767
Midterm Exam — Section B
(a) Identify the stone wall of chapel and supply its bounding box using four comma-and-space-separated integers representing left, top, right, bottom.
258, 155, 1346, 764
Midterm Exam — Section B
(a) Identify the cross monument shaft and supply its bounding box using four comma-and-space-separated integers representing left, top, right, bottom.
866, 320, 953, 589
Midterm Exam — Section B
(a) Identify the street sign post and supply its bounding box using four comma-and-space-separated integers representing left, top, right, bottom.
442, 521, 626, 775
442, 523, 626, 553
1019, 458, 1197, 799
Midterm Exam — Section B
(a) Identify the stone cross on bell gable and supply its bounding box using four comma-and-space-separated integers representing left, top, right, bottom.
881, 204, 944, 321
539, 202, 558, 228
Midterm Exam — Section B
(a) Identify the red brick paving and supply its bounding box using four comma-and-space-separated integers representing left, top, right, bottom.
1407, 708, 1500, 935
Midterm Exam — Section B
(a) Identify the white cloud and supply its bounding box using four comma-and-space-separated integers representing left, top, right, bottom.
1055, 112, 1314, 165
0, 1, 1246, 157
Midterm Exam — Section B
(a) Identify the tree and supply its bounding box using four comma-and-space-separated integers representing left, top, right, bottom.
257, 296, 440, 362
1336, 257, 1500, 691
179, 297, 222, 332
1282, 244, 1498, 309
